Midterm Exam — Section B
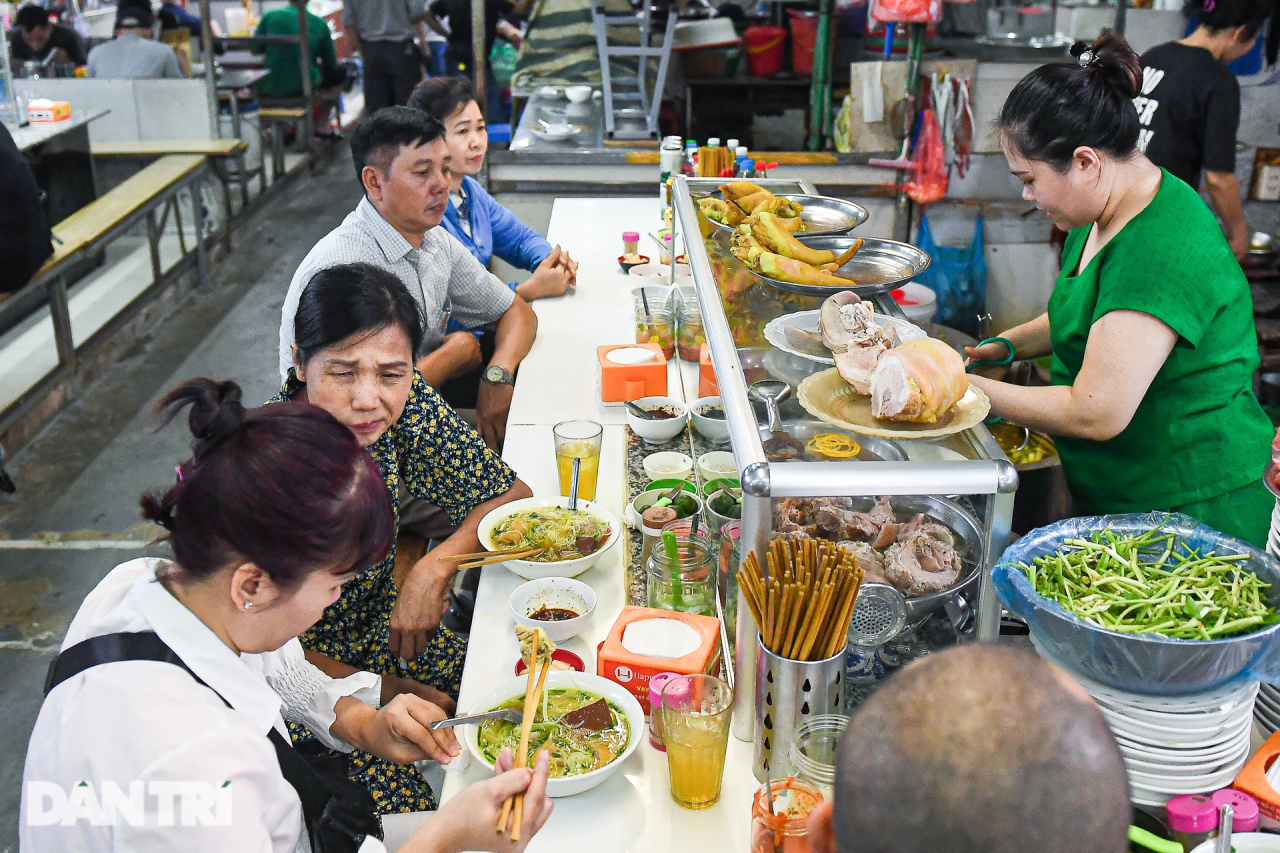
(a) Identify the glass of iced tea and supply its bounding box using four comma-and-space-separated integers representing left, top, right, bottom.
661, 674, 733, 809
552, 420, 603, 502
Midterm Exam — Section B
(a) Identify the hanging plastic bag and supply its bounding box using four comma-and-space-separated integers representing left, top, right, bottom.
915, 214, 985, 335
993, 512, 1280, 695
489, 40, 519, 86
904, 107, 947, 204
869, 0, 941, 25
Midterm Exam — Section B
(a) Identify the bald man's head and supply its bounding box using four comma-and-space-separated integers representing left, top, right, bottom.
828, 644, 1129, 853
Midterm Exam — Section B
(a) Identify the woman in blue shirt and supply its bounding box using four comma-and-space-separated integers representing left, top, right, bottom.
409, 77, 577, 302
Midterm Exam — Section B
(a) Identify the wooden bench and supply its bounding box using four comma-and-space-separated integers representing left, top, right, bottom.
92, 140, 251, 240
3, 155, 211, 373
259, 106, 308, 177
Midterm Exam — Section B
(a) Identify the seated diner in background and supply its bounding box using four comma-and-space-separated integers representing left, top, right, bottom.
408, 76, 577, 303
7, 3, 86, 67
806, 643, 1131, 853
252, 4, 348, 100
87, 2, 185, 79
274, 261, 533, 812
964, 33, 1274, 546
279, 107, 537, 450
21, 376, 552, 852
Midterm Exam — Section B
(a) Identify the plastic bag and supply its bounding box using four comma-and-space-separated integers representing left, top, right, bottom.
914, 214, 985, 335
904, 108, 947, 204
489, 40, 519, 86
993, 512, 1280, 696
869, 0, 941, 23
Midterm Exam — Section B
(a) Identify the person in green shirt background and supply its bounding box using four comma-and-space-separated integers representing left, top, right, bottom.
252, 5, 348, 125
964, 32, 1274, 547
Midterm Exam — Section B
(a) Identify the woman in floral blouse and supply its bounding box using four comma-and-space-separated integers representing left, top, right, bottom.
270, 261, 531, 812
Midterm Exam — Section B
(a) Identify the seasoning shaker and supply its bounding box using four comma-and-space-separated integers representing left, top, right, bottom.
1210, 788, 1258, 833
640, 505, 678, 567
622, 231, 640, 256
1166, 794, 1217, 853
647, 671, 684, 750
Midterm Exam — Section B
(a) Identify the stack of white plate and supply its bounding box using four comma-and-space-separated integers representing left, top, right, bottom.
1086, 677, 1257, 807
1030, 635, 1256, 806
1256, 683, 1280, 736
1268, 495, 1280, 558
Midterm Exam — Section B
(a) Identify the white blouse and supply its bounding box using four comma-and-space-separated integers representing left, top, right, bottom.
21, 558, 388, 853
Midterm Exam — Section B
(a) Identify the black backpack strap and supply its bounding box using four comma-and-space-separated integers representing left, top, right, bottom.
267, 728, 336, 827
44, 631, 184, 696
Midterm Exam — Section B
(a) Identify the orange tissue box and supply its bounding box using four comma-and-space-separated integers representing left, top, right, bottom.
598, 343, 667, 404
1233, 731, 1280, 829
698, 343, 719, 398
26, 99, 71, 123
597, 605, 721, 714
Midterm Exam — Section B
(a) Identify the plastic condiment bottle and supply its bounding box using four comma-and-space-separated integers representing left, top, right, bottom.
647, 671, 684, 750
640, 505, 678, 567
622, 231, 640, 256
1167, 794, 1217, 852
1211, 789, 1259, 832
707, 137, 720, 148
726, 138, 739, 151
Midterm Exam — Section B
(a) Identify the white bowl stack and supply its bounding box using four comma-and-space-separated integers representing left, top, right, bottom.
1032, 638, 1257, 806
1256, 683, 1280, 736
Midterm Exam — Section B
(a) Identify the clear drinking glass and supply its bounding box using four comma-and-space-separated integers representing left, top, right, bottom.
662, 674, 733, 809
552, 420, 602, 502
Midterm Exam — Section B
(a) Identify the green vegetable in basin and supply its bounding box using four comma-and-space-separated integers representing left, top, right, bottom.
1015, 522, 1280, 640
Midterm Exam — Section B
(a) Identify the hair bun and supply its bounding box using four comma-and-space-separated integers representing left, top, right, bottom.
1078, 31, 1141, 99
140, 492, 177, 531
153, 377, 247, 459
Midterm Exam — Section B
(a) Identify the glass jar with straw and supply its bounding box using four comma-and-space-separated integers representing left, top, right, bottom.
647, 520, 715, 616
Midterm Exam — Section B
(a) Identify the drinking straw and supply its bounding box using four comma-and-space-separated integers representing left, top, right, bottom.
662, 529, 685, 610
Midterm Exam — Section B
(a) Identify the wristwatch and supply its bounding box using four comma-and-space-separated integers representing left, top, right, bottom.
484, 365, 516, 387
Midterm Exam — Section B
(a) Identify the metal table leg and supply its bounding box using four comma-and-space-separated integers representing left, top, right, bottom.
193, 176, 210, 288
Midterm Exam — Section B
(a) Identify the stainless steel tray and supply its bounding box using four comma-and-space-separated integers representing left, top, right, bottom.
700, 192, 869, 237
755, 418, 907, 463
755, 236, 931, 297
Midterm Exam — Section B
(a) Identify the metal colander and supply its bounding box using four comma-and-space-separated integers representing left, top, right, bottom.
847, 583, 908, 648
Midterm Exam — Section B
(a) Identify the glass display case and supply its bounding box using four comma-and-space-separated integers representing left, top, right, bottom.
671, 176, 1020, 740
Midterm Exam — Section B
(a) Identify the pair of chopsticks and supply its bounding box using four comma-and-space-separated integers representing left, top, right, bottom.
442, 546, 544, 570
496, 649, 552, 840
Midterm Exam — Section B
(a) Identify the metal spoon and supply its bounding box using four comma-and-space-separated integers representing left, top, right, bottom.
429, 708, 524, 730
569, 456, 581, 510
748, 380, 791, 435
624, 401, 659, 420
1215, 804, 1233, 853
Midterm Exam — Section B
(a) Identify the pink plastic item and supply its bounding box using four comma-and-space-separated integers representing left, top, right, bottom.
1166, 795, 1218, 833
1211, 789, 1259, 832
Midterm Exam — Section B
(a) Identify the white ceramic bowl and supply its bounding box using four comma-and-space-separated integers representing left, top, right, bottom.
477, 497, 621, 580
625, 396, 688, 444
509, 577, 597, 643
627, 263, 673, 279
697, 450, 738, 482
462, 671, 646, 797
565, 85, 593, 103
642, 451, 693, 482
689, 396, 729, 444
1192, 834, 1280, 853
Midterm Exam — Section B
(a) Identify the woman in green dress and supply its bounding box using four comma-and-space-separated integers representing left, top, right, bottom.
966, 33, 1274, 546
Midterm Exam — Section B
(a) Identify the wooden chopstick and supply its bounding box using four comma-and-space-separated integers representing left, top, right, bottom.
457, 548, 543, 570
442, 546, 538, 563
510, 657, 552, 842
497, 655, 540, 835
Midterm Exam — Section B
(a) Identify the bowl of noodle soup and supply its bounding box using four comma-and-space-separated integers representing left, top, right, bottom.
462, 671, 646, 797
478, 497, 621, 580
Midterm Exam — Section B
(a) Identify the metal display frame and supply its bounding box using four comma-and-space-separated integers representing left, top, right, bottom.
671, 175, 1019, 740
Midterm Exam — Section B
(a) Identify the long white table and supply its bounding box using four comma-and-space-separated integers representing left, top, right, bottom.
507, 198, 701, 424
436, 199, 758, 852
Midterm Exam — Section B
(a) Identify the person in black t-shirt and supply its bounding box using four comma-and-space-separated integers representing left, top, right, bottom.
1136, 0, 1278, 259
0, 123, 53, 296
7, 3, 87, 66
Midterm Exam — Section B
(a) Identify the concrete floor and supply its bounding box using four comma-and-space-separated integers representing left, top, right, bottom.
0, 153, 365, 851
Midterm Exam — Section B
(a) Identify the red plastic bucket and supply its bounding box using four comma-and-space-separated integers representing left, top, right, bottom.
744, 25, 786, 77
787, 10, 817, 75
